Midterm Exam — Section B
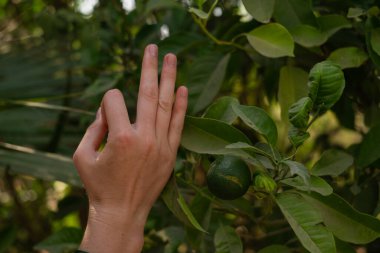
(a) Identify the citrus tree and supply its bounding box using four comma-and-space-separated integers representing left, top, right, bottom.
0, 0, 380, 252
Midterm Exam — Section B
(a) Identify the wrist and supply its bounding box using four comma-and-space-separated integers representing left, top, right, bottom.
79, 204, 147, 253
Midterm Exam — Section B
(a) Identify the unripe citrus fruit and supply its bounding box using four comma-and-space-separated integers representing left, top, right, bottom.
253, 173, 277, 193
206, 155, 251, 200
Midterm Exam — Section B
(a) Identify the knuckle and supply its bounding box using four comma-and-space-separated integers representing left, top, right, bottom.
142, 86, 158, 101
158, 98, 173, 112
114, 131, 134, 146
142, 136, 156, 153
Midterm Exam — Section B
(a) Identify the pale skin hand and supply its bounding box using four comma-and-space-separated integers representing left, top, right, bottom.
73, 44, 188, 253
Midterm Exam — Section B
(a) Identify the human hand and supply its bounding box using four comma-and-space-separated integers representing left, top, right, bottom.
73, 44, 188, 252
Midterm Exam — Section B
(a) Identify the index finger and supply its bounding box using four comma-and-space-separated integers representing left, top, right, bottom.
101, 89, 132, 134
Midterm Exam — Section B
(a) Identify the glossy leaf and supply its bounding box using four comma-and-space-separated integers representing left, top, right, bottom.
308, 61, 345, 112
242, 0, 275, 23
300, 192, 380, 244
288, 97, 312, 129
246, 23, 294, 58
291, 25, 327, 47
347, 8, 365, 18
181, 116, 251, 155
366, 18, 380, 66
214, 224, 243, 253
203, 96, 239, 124
356, 124, 380, 168
273, 0, 317, 29
34, 227, 82, 253
188, 54, 231, 114
328, 47, 369, 69
161, 176, 206, 232
276, 192, 336, 253
317, 15, 351, 38
281, 175, 333, 196
232, 104, 278, 146
311, 149, 353, 176
282, 160, 310, 185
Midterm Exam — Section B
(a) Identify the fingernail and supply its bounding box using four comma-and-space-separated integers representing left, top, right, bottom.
148, 44, 158, 57
179, 86, 188, 97
166, 54, 177, 67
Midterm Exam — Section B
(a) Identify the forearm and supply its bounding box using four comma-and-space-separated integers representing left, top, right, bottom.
79, 205, 146, 253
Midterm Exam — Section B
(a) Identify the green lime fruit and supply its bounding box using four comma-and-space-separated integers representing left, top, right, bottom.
207, 155, 251, 200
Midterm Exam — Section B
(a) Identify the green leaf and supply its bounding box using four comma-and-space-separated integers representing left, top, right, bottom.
214, 224, 243, 253
328, 47, 369, 69
273, 0, 317, 29
177, 193, 207, 233
278, 66, 309, 122
370, 28, 380, 56
366, 18, 380, 67
189, 7, 209, 20
232, 104, 278, 146
288, 97, 313, 129
157, 226, 185, 253
82, 73, 122, 98
0, 142, 81, 186
311, 149, 353, 176
356, 124, 380, 168
144, 0, 181, 15
188, 54, 231, 114
288, 125, 310, 147
300, 192, 380, 244
181, 116, 251, 155
225, 142, 273, 161
161, 175, 206, 232
242, 0, 275, 23
246, 23, 294, 58
291, 25, 327, 47
308, 61, 345, 112
276, 192, 336, 253
34, 227, 82, 253
317, 15, 352, 38
281, 175, 333, 196
282, 160, 310, 185
347, 8, 365, 18
203, 96, 239, 124
257, 245, 292, 253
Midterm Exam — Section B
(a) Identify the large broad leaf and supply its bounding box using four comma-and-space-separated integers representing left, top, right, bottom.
308, 61, 345, 112
232, 104, 278, 146
288, 97, 313, 129
0, 142, 81, 186
273, 0, 317, 29
161, 175, 206, 232
300, 192, 380, 244
203, 96, 239, 124
214, 224, 243, 253
328, 47, 368, 69
366, 18, 380, 67
34, 227, 82, 253
278, 66, 309, 122
317, 15, 352, 38
282, 160, 310, 185
188, 54, 231, 114
356, 124, 380, 169
281, 175, 333, 196
181, 116, 251, 155
291, 25, 327, 47
276, 192, 336, 253
242, 0, 275, 23
311, 149, 353, 176
246, 23, 294, 58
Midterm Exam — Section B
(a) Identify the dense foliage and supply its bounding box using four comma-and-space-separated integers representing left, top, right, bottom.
0, 0, 380, 252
